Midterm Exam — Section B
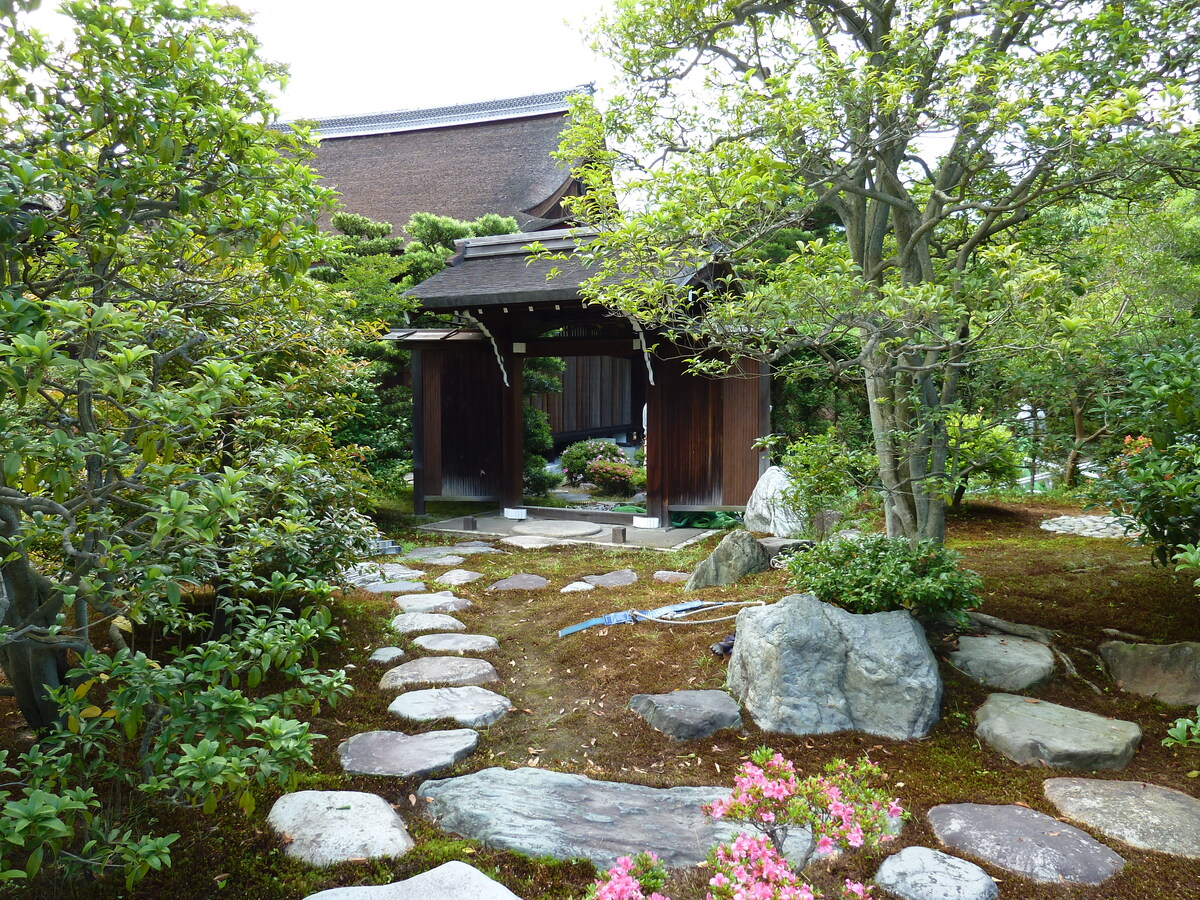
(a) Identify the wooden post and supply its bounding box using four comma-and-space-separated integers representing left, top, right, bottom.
411, 348, 426, 516
500, 348, 525, 510
645, 363, 667, 524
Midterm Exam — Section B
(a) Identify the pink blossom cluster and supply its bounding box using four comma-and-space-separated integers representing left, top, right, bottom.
592, 854, 670, 900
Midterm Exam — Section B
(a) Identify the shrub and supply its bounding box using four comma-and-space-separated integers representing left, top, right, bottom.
523, 453, 565, 497
786, 533, 982, 622
776, 430, 875, 539
560, 439, 628, 485
586, 458, 640, 496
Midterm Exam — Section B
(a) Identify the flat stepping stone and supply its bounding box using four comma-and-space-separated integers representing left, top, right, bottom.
653, 570, 689, 583
344, 562, 426, 585
423, 554, 466, 566
500, 535, 562, 549
950, 635, 1055, 691
393, 591, 473, 613
486, 573, 549, 591
389, 612, 465, 635
369, 647, 406, 665
388, 686, 512, 727
583, 568, 638, 588
303, 860, 523, 900
412, 633, 498, 654
874, 846, 998, 900
928, 803, 1123, 885
511, 519, 604, 538
975, 693, 1141, 770
629, 690, 743, 741
267, 791, 413, 866
1044, 777, 1200, 858
435, 569, 484, 586
1099, 640, 1200, 706
561, 581, 595, 593
403, 546, 462, 560
362, 580, 425, 594
379, 657, 499, 692
417, 766, 812, 870
338, 729, 478, 778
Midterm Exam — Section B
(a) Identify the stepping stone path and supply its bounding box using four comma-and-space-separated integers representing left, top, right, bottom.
653, 570, 689, 583
1100, 640, 1200, 706
393, 591, 473, 613
417, 766, 813, 869
874, 846, 998, 900
975, 693, 1141, 770
584, 568, 638, 588
369, 647, 406, 665
628, 689, 743, 741
928, 802, 1124, 885
388, 686, 512, 728
303, 861, 523, 900
268, 791, 414, 866
486, 573, 549, 591
435, 568, 483, 586
511, 519, 605, 538
411, 633, 498, 654
561, 580, 595, 593
379, 657, 499, 692
949, 635, 1055, 691
338, 729, 478, 778
500, 535, 562, 549
1044, 777, 1200, 858
390, 612, 465, 635
1040, 514, 1134, 538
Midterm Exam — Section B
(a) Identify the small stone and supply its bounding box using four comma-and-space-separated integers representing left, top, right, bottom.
338, 730, 478, 778
435, 569, 484, 586
583, 568, 638, 588
685, 530, 769, 591
412, 633, 499, 654
393, 591, 473, 614
975, 693, 1141, 770
949, 635, 1055, 691
390, 612, 465, 635
561, 581, 595, 593
1044, 777, 1200, 858
1099, 640, 1200, 706
361, 580, 425, 594
629, 690, 743, 741
369, 647, 406, 665
267, 791, 413, 866
487, 573, 549, 591
379, 657, 499, 692
652, 570, 689, 583
500, 535, 562, 549
423, 555, 466, 566
302, 860, 523, 900
388, 686, 512, 728
874, 846, 998, 900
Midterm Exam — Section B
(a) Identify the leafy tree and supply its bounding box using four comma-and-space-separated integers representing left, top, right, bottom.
559, 0, 1200, 543
0, 0, 372, 883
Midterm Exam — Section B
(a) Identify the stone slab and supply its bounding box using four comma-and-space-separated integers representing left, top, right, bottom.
1044, 777, 1200, 858
423, 554, 466, 566
435, 569, 484, 586
874, 846, 998, 900
362, 580, 425, 595
1099, 640, 1200, 706
561, 581, 595, 593
267, 790, 413, 866
928, 802, 1124, 885
583, 568, 638, 588
512, 520, 604, 538
338, 730, 478, 778
404, 546, 465, 560
345, 562, 426, 585
652, 570, 689, 583
500, 535, 562, 549
975, 693, 1141, 770
303, 861, 523, 900
393, 591, 473, 614
411, 633, 499, 654
388, 686, 512, 728
950, 635, 1055, 691
379, 657, 499, 692
389, 612, 465, 635
368, 647, 406, 665
486, 573, 549, 591
628, 690, 743, 741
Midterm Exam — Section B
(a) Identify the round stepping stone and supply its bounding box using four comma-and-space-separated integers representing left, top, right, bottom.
435, 569, 483, 586
511, 519, 604, 538
874, 846, 998, 900
583, 568, 638, 588
561, 581, 595, 593
412, 633, 499, 654
1099, 640, 1200, 706
949, 635, 1055, 691
393, 591, 473, 613
501, 535, 562, 549
388, 686, 512, 728
369, 647, 406, 665
303, 860, 523, 900
928, 803, 1124, 885
423, 554, 466, 566
975, 693, 1141, 770
629, 690, 743, 741
267, 791, 413, 866
390, 612, 465, 635
379, 657, 499, 692
653, 570, 690, 583
338, 729, 478, 778
1044, 777, 1200, 858
486, 573, 549, 591
362, 579, 425, 594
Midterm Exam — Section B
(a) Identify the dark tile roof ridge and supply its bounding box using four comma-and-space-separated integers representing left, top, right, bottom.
282, 85, 593, 140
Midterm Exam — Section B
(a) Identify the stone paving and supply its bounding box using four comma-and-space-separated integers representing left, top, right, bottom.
1039, 514, 1136, 538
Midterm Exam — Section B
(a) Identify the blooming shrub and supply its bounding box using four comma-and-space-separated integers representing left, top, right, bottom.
560, 439, 628, 485
587, 458, 641, 496
590, 852, 670, 900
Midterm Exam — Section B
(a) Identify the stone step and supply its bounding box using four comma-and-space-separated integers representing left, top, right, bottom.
379, 656, 499, 692
338, 730, 478, 779
267, 791, 413, 866
388, 686, 512, 728
975, 693, 1141, 770
1044, 777, 1200, 858
411, 633, 499, 654
303, 861, 523, 900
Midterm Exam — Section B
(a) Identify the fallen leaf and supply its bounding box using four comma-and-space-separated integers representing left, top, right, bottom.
1187, 771, 1199, 778
409, 793, 417, 806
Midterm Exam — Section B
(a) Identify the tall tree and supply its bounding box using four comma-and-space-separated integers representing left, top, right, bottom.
560, 0, 1200, 541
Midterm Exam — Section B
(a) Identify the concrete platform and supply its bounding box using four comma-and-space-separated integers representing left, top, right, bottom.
420, 511, 715, 551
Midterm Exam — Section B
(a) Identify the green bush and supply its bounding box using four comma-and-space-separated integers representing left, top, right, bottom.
775, 430, 875, 539
586, 458, 640, 496
786, 534, 982, 622
560, 439, 628, 485
523, 453, 564, 497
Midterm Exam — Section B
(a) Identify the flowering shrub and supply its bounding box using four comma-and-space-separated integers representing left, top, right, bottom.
590, 852, 670, 900
587, 458, 642, 496
560, 439, 629, 485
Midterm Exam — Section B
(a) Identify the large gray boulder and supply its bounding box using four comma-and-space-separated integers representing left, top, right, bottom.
743, 466, 806, 537
628, 690, 743, 741
726, 594, 942, 739
685, 530, 769, 591
975, 693, 1141, 770
1099, 640, 1200, 706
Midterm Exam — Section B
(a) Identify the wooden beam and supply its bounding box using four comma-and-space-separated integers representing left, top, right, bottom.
519, 339, 638, 357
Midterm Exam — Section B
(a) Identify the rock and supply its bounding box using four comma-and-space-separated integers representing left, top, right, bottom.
628, 690, 743, 741
338, 730, 478, 778
345, 563, 426, 585
583, 568, 638, 588
500, 535, 562, 549
369, 647, 406, 665
435, 569, 484, 586
379, 657, 499, 692
974, 693, 1141, 770
927, 803, 1124, 885
417, 767, 813, 870
388, 686, 512, 728
390, 612, 466, 635
393, 591, 473, 614
949, 635, 1055, 691
1099, 640, 1200, 706
512, 520, 604, 538
685, 530, 769, 591
756, 537, 813, 563
486, 573, 549, 591
963, 611, 1055, 645
454, 541, 503, 552
727, 594, 941, 739
874, 846, 998, 900
302, 861, 523, 900
411, 633, 499, 654
560, 581, 595, 593
743, 466, 807, 537
652, 570, 689, 583
361, 580, 425, 595
267, 791, 414, 866
1044, 777, 1200, 858
404, 546, 463, 560
423, 554, 466, 566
